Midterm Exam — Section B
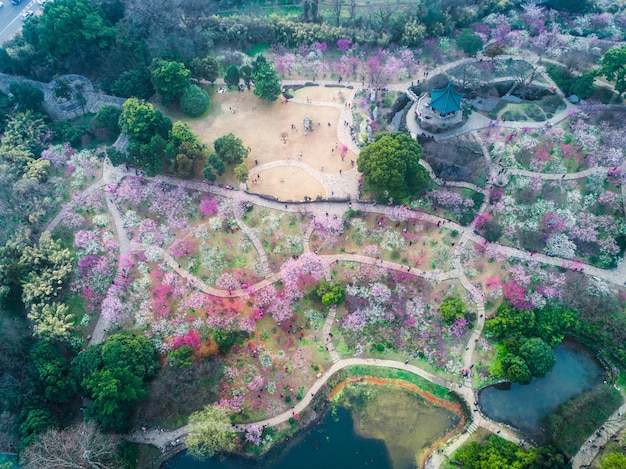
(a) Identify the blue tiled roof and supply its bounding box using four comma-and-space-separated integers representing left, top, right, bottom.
429, 81, 463, 114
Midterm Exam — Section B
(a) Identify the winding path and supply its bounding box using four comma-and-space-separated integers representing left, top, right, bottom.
58, 52, 626, 466
126, 357, 525, 450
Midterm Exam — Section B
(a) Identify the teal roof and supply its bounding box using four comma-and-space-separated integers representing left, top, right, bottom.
429, 81, 463, 114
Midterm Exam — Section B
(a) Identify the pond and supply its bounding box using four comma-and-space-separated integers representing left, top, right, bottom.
164, 383, 459, 469
478, 343, 604, 443
163, 406, 392, 469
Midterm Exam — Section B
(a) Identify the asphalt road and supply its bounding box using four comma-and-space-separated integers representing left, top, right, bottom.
0, 0, 42, 45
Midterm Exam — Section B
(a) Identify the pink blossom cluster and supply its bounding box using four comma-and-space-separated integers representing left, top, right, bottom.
449, 317, 468, 337
313, 215, 344, 247
170, 239, 194, 258
74, 230, 101, 253
151, 282, 173, 319
171, 329, 202, 349
199, 198, 219, 217
245, 425, 262, 446
101, 284, 126, 324
216, 394, 245, 414
40, 142, 76, 165
247, 375, 264, 391
216, 273, 241, 292
473, 212, 493, 230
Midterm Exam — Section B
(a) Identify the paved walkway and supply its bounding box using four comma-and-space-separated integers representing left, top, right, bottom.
58, 50, 626, 465
105, 158, 626, 465
126, 357, 525, 450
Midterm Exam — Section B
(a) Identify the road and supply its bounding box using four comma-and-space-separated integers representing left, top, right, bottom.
0, 0, 42, 45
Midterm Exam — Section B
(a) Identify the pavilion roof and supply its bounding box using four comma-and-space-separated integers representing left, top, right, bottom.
429, 81, 463, 114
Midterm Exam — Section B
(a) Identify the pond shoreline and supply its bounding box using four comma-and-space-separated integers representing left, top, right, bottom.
158, 373, 465, 468
477, 341, 607, 445
329, 375, 467, 469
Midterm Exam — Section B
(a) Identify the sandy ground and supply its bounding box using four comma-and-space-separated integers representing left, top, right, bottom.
183, 88, 358, 200
251, 166, 325, 201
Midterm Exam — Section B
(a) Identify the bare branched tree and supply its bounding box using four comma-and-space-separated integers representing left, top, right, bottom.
20, 421, 119, 469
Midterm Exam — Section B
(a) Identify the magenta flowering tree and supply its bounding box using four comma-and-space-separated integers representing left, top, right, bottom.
199, 198, 219, 217
339, 55, 359, 78
473, 212, 493, 230
311, 42, 327, 53
254, 285, 277, 311
101, 285, 125, 324
449, 317, 468, 337
40, 142, 77, 165
171, 239, 194, 258
502, 281, 531, 310
136, 219, 163, 245
365, 56, 384, 87
488, 187, 504, 203
337, 39, 352, 52
172, 329, 202, 349
152, 283, 174, 319
427, 190, 474, 214
267, 294, 293, 324
281, 252, 325, 298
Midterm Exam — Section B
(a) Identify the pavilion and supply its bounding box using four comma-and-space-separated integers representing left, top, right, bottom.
416, 81, 464, 129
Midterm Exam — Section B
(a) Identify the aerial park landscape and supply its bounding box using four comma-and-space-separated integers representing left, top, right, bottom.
0, 0, 626, 468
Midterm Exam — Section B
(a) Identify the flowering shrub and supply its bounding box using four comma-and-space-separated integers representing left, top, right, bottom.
245, 425, 262, 446
171, 239, 194, 258
199, 198, 219, 217
545, 233, 576, 259
171, 329, 202, 349
216, 273, 241, 292
74, 230, 102, 255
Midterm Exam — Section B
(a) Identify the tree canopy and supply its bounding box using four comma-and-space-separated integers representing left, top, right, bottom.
456, 29, 484, 57
224, 65, 240, 89
251, 55, 282, 102
439, 295, 467, 323
186, 404, 237, 459
20, 421, 119, 469
357, 132, 428, 202
30, 340, 73, 403
181, 84, 210, 117
518, 338, 555, 377
8, 82, 44, 113
190, 56, 219, 84
119, 98, 172, 145
150, 59, 191, 106
598, 46, 626, 97
317, 281, 345, 307
213, 133, 250, 165
601, 453, 626, 469
72, 334, 159, 431
453, 433, 537, 469
22, 0, 115, 59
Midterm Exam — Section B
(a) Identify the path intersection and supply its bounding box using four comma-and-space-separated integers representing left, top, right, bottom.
46, 55, 626, 467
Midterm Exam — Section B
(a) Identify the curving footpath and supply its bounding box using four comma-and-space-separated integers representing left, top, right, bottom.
65, 60, 626, 465
126, 357, 525, 450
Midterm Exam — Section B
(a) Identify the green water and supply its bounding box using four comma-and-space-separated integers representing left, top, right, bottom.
164, 384, 459, 469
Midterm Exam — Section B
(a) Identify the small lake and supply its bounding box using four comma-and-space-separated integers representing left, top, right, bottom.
478, 343, 604, 443
163, 406, 392, 469
164, 383, 459, 469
